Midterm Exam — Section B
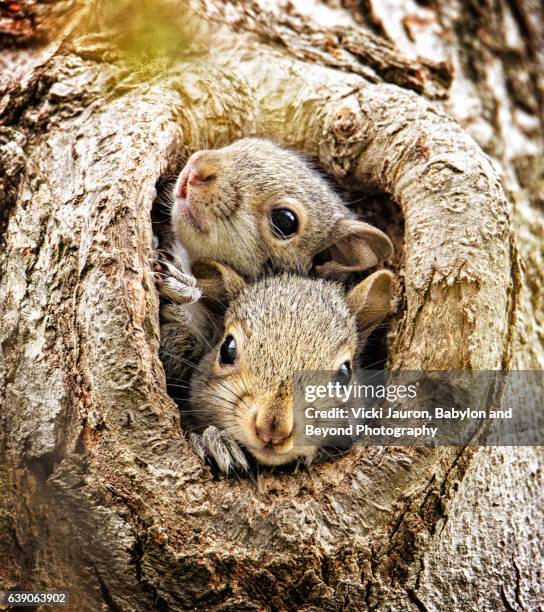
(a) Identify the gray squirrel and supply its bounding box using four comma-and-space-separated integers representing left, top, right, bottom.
185, 263, 394, 474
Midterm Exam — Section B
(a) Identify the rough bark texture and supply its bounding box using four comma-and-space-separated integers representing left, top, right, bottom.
0, 0, 542, 610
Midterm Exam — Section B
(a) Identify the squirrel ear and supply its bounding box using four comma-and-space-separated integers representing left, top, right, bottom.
346, 270, 394, 335
315, 219, 393, 277
192, 260, 246, 305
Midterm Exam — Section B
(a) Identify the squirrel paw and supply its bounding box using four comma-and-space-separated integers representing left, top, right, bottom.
189, 426, 250, 475
152, 251, 201, 305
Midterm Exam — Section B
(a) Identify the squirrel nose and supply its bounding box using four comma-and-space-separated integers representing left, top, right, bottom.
255, 423, 292, 445
187, 168, 203, 186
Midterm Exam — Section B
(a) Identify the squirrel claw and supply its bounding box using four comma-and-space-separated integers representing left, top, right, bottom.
152, 250, 201, 305
190, 427, 250, 475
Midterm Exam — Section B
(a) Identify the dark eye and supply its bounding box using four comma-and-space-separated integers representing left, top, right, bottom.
335, 361, 352, 385
219, 335, 237, 365
270, 208, 299, 239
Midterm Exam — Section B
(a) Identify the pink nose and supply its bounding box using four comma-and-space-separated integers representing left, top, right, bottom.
187, 169, 203, 186
255, 425, 291, 445
177, 166, 204, 199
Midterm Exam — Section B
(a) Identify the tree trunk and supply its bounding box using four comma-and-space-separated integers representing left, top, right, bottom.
0, 0, 542, 610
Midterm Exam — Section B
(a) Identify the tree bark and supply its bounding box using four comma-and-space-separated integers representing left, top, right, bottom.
0, 1, 542, 610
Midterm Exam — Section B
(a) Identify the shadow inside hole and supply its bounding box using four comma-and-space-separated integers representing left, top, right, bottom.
359, 325, 389, 371
152, 173, 194, 406
151, 174, 177, 249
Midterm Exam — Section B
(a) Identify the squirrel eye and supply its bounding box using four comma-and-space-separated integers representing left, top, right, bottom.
270, 208, 298, 239
219, 335, 237, 365
335, 361, 352, 386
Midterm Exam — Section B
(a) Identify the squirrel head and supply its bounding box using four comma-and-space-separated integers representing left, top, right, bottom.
189, 262, 394, 467
171, 138, 393, 279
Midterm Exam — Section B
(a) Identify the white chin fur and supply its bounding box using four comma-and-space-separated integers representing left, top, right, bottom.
175, 212, 263, 279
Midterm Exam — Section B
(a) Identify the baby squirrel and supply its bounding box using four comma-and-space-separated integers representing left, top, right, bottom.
156, 138, 393, 380
167, 137, 393, 280
185, 262, 394, 474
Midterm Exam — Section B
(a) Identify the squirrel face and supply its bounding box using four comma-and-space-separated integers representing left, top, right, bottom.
172, 138, 393, 279
189, 265, 394, 467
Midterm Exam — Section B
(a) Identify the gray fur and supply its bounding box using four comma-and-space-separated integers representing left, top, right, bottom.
158, 139, 392, 384
190, 274, 360, 470
171, 137, 353, 279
